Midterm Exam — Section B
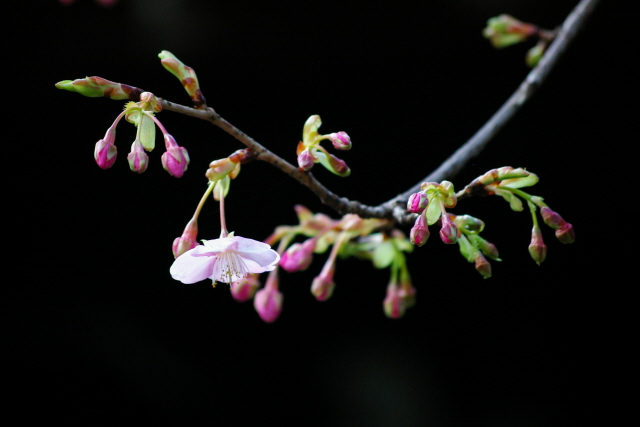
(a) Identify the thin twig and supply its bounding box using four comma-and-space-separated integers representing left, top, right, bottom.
160, 0, 600, 224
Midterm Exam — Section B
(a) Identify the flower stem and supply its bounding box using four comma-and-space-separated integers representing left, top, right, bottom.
142, 110, 169, 135
193, 181, 215, 221
219, 188, 229, 238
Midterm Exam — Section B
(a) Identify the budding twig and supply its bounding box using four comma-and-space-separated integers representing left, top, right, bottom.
158, 0, 600, 223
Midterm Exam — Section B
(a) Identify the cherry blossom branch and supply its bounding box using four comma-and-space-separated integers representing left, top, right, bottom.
159, 0, 600, 224
389, 0, 601, 204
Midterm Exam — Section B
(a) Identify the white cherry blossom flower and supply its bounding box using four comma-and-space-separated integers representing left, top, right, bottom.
170, 236, 279, 284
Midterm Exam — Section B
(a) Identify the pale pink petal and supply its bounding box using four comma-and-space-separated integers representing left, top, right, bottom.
242, 257, 277, 274
202, 237, 237, 252
170, 252, 216, 284
234, 236, 280, 268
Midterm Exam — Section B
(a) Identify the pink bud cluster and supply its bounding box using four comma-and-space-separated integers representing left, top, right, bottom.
296, 115, 352, 177
540, 207, 575, 244
93, 93, 190, 177
525, 206, 574, 265
407, 181, 458, 247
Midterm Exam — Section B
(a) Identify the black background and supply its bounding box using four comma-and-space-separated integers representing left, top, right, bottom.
12, 0, 626, 425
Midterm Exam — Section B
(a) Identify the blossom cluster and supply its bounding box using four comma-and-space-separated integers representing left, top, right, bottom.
56, 50, 576, 324
482, 14, 556, 67
296, 115, 351, 176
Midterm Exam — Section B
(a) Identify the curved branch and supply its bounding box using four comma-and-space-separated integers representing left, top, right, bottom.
383, 0, 601, 207
159, 0, 600, 224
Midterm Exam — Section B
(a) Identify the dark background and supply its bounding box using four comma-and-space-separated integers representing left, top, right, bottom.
13, 0, 625, 425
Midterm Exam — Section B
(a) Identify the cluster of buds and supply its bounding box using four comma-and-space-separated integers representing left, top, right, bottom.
460, 167, 575, 265
296, 115, 351, 176
451, 214, 500, 278
482, 14, 557, 67
407, 181, 499, 278
56, 77, 191, 177
407, 181, 457, 247
346, 229, 416, 318
257, 206, 415, 320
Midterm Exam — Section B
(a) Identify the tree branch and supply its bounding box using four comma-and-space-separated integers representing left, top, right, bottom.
160, 0, 600, 224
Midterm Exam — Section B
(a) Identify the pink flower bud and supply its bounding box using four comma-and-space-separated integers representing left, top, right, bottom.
280, 239, 315, 272
161, 134, 190, 178
329, 131, 351, 150
297, 149, 315, 171
172, 218, 199, 258
127, 139, 149, 173
528, 225, 547, 265
439, 214, 458, 244
253, 287, 283, 323
474, 253, 492, 278
555, 223, 575, 244
311, 274, 335, 301
231, 274, 260, 302
407, 192, 428, 214
540, 207, 565, 229
410, 213, 430, 247
326, 153, 351, 177
93, 125, 118, 169
94, 138, 117, 169
383, 282, 406, 319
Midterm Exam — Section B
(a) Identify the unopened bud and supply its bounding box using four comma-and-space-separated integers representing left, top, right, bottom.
469, 234, 501, 261
297, 149, 315, 171
329, 131, 351, 150
231, 274, 260, 302
439, 214, 458, 244
528, 225, 547, 265
206, 158, 237, 182
127, 139, 149, 173
555, 223, 575, 244
158, 51, 206, 108
383, 282, 406, 319
280, 239, 315, 272
540, 207, 565, 229
325, 153, 351, 177
311, 274, 335, 301
474, 253, 492, 279
526, 41, 546, 67
94, 134, 117, 169
172, 218, 199, 258
410, 213, 430, 247
253, 286, 283, 323
407, 192, 428, 214
55, 76, 143, 100
483, 15, 537, 49
161, 135, 189, 178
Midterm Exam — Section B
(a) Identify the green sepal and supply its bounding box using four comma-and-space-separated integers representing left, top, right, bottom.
139, 114, 156, 151
372, 240, 396, 269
